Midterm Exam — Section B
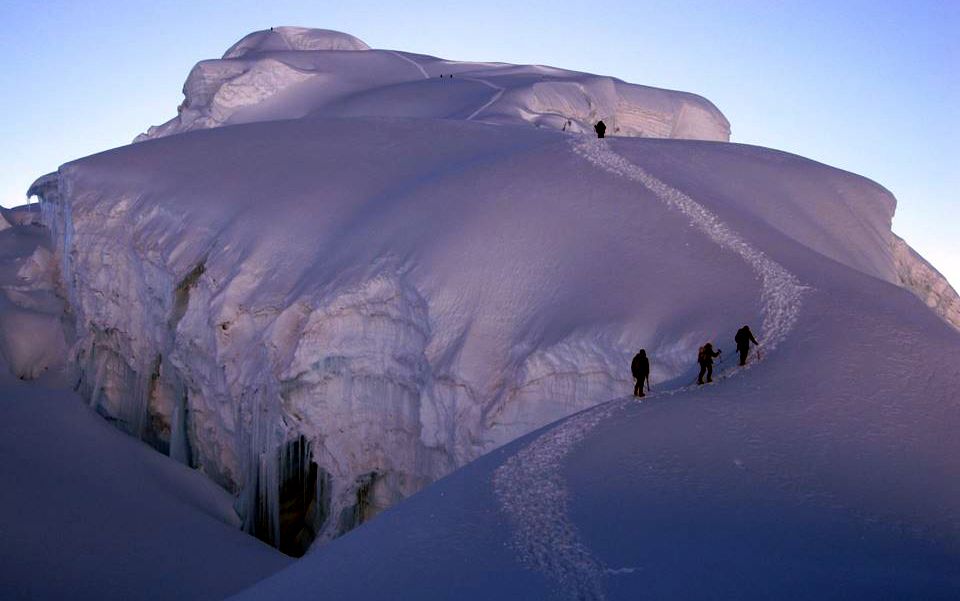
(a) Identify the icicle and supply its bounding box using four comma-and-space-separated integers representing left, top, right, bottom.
169, 388, 191, 465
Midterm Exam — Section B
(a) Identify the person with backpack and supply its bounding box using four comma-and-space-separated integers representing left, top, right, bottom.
594, 120, 607, 138
631, 349, 650, 397
697, 343, 721, 385
734, 325, 759, 366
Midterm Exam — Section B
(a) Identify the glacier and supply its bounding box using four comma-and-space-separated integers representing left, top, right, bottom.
12, 27, 960, 596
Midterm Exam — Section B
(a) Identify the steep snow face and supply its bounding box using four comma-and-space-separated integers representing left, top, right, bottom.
135, 28, 730, 143
31, 115, 948, 552
223, 27, 371, 58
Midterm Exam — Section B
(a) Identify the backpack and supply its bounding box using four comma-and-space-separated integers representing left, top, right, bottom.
698, 345, 707, 363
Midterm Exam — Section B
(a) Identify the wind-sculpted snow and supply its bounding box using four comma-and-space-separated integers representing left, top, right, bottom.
135, 28, 730, 143
572, 138, 807, 349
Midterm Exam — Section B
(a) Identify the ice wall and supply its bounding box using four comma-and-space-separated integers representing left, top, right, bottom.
135, 28, 730, 143
891, 235, 960, 331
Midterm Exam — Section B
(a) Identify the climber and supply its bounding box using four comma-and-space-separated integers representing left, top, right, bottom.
734, 325, 759, 366
594, 120, 607, 139
631, 350, 650, 397
697, 343, 721, 385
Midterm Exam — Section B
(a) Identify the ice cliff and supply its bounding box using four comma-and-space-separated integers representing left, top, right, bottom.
25, 29, 959, 558
0, 203, 69, 382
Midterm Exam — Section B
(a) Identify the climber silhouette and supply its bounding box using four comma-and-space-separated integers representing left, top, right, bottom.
594, 120, 606, 139
697, 343, 721, 385
631, 350, 650, 397
734, 325, 759, 366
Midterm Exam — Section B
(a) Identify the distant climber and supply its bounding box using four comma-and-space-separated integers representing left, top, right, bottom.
734, 325, 759, 366
631, 350, 650, 397
594, 120, 606, 138
697, 343, 721, 385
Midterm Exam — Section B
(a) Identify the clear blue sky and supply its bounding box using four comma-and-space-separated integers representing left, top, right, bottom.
1, 0, 956, 286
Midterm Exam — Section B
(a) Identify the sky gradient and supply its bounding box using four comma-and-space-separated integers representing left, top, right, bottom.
1, 0, 956, 286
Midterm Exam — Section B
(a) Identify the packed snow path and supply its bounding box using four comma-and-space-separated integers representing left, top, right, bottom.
493, 401, 624, 600
463, 77, 506, 121
386, 50, 429, 79
572, 137, 806, 350
494, 137, 807, 600
385, 51, 505, 121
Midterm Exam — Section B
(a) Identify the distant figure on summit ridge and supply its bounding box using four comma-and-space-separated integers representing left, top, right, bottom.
631, 350, 650, 397
594, 120, 606, 138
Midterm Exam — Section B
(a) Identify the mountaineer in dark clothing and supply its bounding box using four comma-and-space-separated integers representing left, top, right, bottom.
631, 350, 650, 397
734, 325, 759, 366
697, 343, 721, 385
594, 120, 606, 138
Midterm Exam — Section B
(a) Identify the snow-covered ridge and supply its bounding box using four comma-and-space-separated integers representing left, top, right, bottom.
134, 27, 730, 142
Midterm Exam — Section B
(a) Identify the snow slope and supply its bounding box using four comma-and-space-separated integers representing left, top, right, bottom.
0, 211, 290, 600
134, 27, 731, 143
227, 139, 960, 600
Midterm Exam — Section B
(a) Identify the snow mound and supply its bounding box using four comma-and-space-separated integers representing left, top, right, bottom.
135, 28, 730, 143
32, 114, 957, 559
223, 27, 370, 58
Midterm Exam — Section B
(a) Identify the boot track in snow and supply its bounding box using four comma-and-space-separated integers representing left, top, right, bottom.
493, 137, 806, 600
